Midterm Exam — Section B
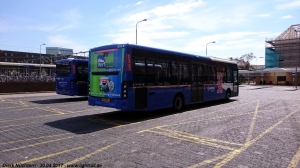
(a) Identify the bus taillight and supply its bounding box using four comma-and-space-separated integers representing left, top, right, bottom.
71, 65, 75, 74
126, 54, 132, 72
122, 82, 127, 98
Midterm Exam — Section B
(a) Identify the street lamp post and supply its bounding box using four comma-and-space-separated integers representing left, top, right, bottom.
206, 41, 216, 55
255, 56, 264, 70
40, 43, 46, 75
136, 19, 147, 45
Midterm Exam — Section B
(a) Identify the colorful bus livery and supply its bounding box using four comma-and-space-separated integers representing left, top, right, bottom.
88, 44, 239, 111
56, 58, 88, 96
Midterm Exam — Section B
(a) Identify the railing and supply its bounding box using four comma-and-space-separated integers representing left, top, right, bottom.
0, 74, 55, 82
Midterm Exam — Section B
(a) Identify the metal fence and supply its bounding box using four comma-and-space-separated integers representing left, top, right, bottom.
0, 67, 55, 82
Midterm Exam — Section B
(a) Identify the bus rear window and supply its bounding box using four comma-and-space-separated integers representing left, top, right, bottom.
56, 63, 71, 76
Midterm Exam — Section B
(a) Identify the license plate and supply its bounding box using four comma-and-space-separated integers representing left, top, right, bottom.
102, 98, 110, 103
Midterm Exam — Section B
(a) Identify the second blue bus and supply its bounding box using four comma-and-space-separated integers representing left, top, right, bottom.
56, 58, 88, 96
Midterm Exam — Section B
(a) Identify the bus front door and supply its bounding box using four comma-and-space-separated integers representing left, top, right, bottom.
232, 69, 239, 96
191, 64, 203, 103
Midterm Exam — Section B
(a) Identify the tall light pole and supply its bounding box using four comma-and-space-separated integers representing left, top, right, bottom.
296, 57, 298, 89
40, 43, 45, 75
206, 41, 216, 55
255, 56, 264, 70
136, 19, 147, 45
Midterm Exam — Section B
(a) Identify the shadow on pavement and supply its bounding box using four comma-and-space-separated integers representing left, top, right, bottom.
45, 99, 236, 134
30, 97, 88, 104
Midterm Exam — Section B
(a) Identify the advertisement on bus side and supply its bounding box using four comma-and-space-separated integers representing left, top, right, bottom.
89, 48, 124, 98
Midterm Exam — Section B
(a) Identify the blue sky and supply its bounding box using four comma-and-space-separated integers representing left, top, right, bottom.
0, 0, 299, 65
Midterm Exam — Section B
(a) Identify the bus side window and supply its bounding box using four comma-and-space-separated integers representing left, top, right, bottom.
132, 58, 146, 85
227, 67, 232, 82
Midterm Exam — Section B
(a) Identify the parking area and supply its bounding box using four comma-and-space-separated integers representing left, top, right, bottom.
1, 86, 300, 168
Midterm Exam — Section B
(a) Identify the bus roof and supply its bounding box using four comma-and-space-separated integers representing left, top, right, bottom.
90, 44, 237, 65
90, 43, 211, 60
56, 58, 88, 63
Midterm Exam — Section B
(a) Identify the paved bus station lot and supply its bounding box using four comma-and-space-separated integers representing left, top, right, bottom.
1, 85, 300, 168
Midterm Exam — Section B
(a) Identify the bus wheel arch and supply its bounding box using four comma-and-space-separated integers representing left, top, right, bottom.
225, 89, 231, 100
173, 93, 184, 112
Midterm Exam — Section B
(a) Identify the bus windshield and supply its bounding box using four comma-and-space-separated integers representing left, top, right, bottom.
56, 62, 70, 76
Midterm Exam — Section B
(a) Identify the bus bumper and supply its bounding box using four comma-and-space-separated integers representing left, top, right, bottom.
88, 96, 132, 110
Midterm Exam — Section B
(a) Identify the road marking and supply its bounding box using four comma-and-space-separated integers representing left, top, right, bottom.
19, 101, 28, 106
0, 97, 5, 101
0, 114, 62, 122
87, 117, 130, 125
188, 153, 230, 168
246, 100, 260, 142
0, 133, 71, 145
0, 122, 37, 128
288, 146, 300, 168
157, 127, 243, 146
144, 129, 236, 151
1, 136, 74, 152
213, 106, 300, 168
61, 142, 119, 168
149, 111, 255, 130
12, 146, 86, 165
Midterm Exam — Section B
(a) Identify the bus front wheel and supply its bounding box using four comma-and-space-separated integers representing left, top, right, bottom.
173, 94, 183, 111
225, 90, 231, 100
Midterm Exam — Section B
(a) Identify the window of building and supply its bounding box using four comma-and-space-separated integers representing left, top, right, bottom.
11, 53, 13, 56
26, 55, 28, 57
11, 59, 13, 62
5, 59, 7, 62
5, 53, 7, 56
32, 55, 34, 58
32, 60, 33, 63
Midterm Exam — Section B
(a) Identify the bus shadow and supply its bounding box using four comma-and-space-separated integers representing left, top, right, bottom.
45, 99, 236, 134
30, 97, 88, 104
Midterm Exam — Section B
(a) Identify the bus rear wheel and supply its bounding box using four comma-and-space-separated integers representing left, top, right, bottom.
173, 94, 183, 112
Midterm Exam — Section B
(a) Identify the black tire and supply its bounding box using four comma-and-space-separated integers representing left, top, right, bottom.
173, 94, 183, 111
225, 90, 231, 100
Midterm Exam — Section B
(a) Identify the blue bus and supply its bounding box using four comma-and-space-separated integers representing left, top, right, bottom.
56, 58, 88, 96
88, 44, 238, 111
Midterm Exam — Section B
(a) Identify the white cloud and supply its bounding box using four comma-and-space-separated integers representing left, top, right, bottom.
255, 13, 271, 18
280, 15, 293, 19
134, 1, 144, 6
276, 0, 300, 9
48, 35, 89, 52
30, 9, 82, 32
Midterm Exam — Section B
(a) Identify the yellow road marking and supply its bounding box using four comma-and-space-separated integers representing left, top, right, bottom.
213, 106, 300, 168
0, 122, 37, 128
288, 146, 300, 168
157, 127, 243, 146
87, 117, 130, 125
13, 146, 86, 165
171, 101, 256, 125
145, 129, 236, 151
61, 142, 119, 168
0, 133, 71, 145
0, 114, 62, 123
138, 111, 255, 133
188, 153, 230, 168
19, 101, 28, 106
1, 136, 74, 152
246, 100, 260, 142
0, 97, 5, 101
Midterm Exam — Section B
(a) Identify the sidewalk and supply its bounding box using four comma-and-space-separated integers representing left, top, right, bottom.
240, 84, 299, 91
0, 91, 56, 98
